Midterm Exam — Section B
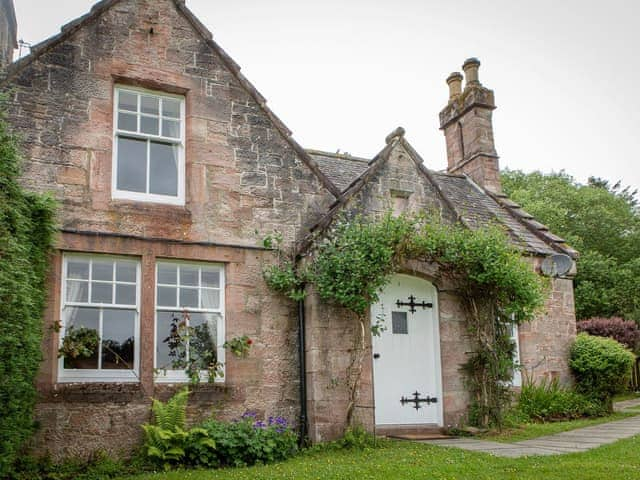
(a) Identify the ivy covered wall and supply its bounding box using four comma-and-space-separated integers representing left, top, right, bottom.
0, 102, 56, 476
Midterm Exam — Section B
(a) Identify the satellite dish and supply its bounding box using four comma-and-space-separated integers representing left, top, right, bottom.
541, 254, 573, 277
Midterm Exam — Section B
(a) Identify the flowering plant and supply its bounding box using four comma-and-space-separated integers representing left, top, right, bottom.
223, 335, 253, 358
198, 411, 298, 467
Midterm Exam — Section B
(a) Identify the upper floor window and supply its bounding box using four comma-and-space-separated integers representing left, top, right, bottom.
112, 87, 185, 205
59, 254, 140, 383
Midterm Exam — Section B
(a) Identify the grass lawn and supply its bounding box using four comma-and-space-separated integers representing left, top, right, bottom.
116, 434, 640, 480
481, 412, 637, 443
613, 392, 640, 402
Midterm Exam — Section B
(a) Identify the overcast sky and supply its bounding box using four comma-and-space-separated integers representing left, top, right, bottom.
13, 0, 640, 191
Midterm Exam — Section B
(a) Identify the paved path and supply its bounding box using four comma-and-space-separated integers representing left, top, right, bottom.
422, 398, 640, 458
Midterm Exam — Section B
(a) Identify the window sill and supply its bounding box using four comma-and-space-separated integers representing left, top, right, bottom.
107, 198, 192, 219
112, 191, 185, 207
43, 382, 143, 403
154, 372, 225, 385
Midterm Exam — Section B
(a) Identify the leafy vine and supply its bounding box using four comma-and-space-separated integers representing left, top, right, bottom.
264, 213, 546, 428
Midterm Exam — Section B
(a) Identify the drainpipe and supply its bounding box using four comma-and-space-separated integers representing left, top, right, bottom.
297, 299, 308, 445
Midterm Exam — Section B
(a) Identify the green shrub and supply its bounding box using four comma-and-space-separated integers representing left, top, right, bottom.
570, 333, 635, 409
517, 377, 605, 421
338, 425, 377, 449
199, 412, 298, 467
10, 451, 131, 480
0, 99, 57, 476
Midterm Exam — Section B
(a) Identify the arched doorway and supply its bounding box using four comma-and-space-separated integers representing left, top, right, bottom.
372, 274, 443, 426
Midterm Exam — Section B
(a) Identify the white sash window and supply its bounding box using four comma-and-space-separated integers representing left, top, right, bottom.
59, 254, 140, 382
112, 87, 185, 205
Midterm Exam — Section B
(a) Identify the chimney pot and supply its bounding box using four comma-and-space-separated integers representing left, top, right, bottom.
462, 57, 481, 87
446, 72, 463, 100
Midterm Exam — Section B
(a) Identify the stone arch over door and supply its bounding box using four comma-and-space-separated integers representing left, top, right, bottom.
371, 274, 443, 427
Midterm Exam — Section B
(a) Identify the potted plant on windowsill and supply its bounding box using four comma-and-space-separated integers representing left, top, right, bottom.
58, 325, 100, 369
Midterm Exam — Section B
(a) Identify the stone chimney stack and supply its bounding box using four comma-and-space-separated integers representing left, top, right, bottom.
439, 58, 501, 193
0, 0, 17, 70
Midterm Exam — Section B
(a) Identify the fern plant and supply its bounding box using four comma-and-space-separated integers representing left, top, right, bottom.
141, 388, 216, 469
151, 388, 189, 431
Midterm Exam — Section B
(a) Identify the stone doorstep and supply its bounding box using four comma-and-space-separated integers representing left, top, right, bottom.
377, 424, 448, 440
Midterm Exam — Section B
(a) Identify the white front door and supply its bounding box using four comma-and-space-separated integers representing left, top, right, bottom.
372, 274, 443, 426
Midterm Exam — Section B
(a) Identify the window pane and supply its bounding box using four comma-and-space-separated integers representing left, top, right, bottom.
118, 91, 137, 112
180, 266, 198, 286
118, 112, 137, 132
162, 98, 180, 118
157, 286, 177, 307
117, 137, 147, 193
190, 313, 218, 369
392, 311, 408, 335
141, 95, 159, 115
179, 287, 198, 308
63, 307, 99, 369
162, 119, 180, 138
66, 280, 88, 303
91, 282, 113, 304
92, 260, 113, 281
158, 264, 177, 285
116, 284, 136, 305
67, 260, 89, 280
141, 116, 159, 135
202, 270, 220, 288
156, 311, 184, 370
149, 142, 178, 196
102, 309, 135, 370
201, 289, 219, 309
116, 262, 137, 283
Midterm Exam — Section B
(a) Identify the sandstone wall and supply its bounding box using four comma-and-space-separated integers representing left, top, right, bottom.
0, 0, 334, 459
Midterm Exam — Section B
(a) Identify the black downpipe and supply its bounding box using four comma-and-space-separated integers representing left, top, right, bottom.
297, 299, 308, 445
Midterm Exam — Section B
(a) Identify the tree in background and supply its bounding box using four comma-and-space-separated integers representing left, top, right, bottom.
502, 170, 640, 322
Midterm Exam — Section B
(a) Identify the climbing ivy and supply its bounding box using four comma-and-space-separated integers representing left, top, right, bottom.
0, 98, 57, 476
264, 213, 546, 429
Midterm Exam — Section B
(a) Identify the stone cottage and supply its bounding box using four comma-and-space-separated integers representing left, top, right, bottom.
0, 0, 577, 459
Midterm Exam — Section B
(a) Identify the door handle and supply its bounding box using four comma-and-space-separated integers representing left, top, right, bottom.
373, 353, 380, 359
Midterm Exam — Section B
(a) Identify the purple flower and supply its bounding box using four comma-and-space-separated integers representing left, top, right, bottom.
241, 411, 257, 419
253, 420, 266, 429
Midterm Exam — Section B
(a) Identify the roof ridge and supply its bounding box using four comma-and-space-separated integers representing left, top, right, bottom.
1, 0, 342, 199
306, 149, 370, 163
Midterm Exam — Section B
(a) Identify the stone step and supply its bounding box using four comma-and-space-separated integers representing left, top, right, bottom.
377, 424, 448, 440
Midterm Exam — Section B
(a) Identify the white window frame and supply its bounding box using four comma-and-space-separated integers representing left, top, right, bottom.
510, 322, 522, 387
154, 260, 226, 383
58, 253, 141, 383
112, 85, 186, 205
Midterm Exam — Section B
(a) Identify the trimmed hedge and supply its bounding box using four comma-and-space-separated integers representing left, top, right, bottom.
0, 101, 56, 476
569, 333, 635, 410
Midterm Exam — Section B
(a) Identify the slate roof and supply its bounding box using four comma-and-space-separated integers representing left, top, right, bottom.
307, 150, 369, 192
307, 140, 577, 258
